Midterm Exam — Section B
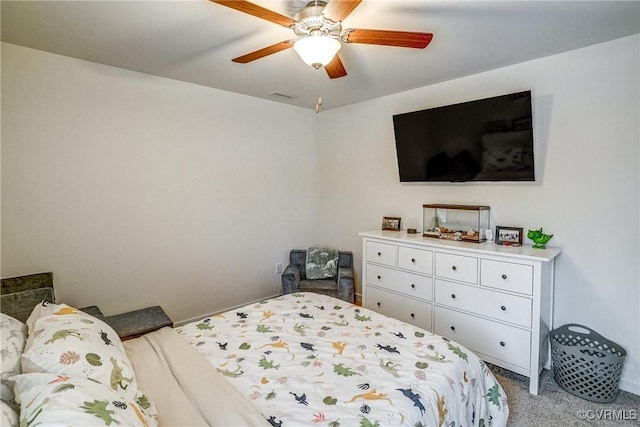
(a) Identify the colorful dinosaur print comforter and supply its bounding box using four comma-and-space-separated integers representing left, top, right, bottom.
177, 292, 508, 427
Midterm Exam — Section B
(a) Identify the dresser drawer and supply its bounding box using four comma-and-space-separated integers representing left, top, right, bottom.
434, 280, 532, 328
480, 259, 534, 295
435, 253, 478, 284
366, 286, 432, 331
366, 264, 432, 301
434, 307, 531, 370
398, 246, 433, 275
366, 241, 396, 267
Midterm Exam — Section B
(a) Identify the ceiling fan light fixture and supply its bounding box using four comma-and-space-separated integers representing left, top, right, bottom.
293, 33, 341, 68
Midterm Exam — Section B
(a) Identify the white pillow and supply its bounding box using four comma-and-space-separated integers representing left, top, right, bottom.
21, 302, 139, 400
0, 399, 18, 427
0, 313, 27, 380
13, 372, 157, 427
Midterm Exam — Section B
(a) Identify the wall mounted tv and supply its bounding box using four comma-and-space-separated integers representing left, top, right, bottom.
393, 90, 535, 182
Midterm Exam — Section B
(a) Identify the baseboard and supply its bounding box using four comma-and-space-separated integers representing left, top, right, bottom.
619, 375, 640, 396
174, 292, 282, 327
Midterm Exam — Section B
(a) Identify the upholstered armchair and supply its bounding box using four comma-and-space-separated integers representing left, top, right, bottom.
281, 249, 354, 303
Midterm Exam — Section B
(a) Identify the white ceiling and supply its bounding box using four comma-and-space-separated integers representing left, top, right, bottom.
2, 1, 639, 111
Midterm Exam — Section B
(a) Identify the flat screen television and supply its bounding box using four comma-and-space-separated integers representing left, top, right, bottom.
393, 90, 535, 182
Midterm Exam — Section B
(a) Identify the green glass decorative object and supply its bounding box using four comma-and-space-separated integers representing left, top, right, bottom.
527, 227, 553, 249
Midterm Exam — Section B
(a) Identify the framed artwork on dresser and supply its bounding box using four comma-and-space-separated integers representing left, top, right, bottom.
382, 217, 401, 231
496, 226, 523, 246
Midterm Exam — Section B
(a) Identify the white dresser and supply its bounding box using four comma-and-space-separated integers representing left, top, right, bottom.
360, 230, 561, 395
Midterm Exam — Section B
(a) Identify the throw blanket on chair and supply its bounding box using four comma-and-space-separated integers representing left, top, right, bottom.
305, 247, 339, 279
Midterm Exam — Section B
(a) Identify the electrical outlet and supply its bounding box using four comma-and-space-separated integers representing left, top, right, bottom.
275, 263, 283, 274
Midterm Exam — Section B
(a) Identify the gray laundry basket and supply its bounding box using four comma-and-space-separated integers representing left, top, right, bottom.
550, 324, 626, 403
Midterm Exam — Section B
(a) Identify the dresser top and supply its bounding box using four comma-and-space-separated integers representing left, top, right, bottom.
359, 230, 561, 262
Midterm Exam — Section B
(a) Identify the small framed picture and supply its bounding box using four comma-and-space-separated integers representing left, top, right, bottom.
496, 226, 523, 246
382, 217, 401, 231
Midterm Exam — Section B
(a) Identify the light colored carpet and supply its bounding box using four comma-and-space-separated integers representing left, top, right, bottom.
489, 365, 640, 426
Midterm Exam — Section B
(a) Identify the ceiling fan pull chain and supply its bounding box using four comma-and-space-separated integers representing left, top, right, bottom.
315, 67, 323, 113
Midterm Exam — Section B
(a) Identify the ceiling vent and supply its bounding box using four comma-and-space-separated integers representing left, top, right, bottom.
269, 92, 298, 100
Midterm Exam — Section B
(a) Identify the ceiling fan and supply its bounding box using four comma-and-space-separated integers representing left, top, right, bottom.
211, 0, 433, 79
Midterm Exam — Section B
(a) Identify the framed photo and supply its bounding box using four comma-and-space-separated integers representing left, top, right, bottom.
496, 226, 523, 246
382, 217, 401, 231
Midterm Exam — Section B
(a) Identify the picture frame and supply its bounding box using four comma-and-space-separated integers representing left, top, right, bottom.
382, 217, 401, 231
496, 226, 523, 246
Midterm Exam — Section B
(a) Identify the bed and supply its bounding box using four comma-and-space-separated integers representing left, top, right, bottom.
176, 292, 508, 426
1, 274, 508, 426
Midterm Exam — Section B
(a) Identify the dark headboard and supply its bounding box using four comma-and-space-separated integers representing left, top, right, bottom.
1, 272, 55, 323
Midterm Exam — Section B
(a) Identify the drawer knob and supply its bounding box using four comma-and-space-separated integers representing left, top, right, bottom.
411, 284, 416, 289
501, 274, 507, 280
410, 313, 415, 318
451, 293, 456, 299
377, 252, 382, 256
411, 258, 416, 263
450, 326, 456, 331
377, 302, 381, 307
500, 341, 506, 347
452, 265, 457, 271
501, 305, 507, 311
377, 275, 381, 280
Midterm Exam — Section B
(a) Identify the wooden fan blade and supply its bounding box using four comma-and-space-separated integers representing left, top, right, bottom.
210, 0, 295, 27
232, 41, 293, 63
344, 29, 433, 48
322, 0, 362, 22
325, 55, 347, 79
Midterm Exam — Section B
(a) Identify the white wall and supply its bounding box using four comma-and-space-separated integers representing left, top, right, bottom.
3, 35, 639, 395
316, 35, 640, 394
1, 43, 320, 322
